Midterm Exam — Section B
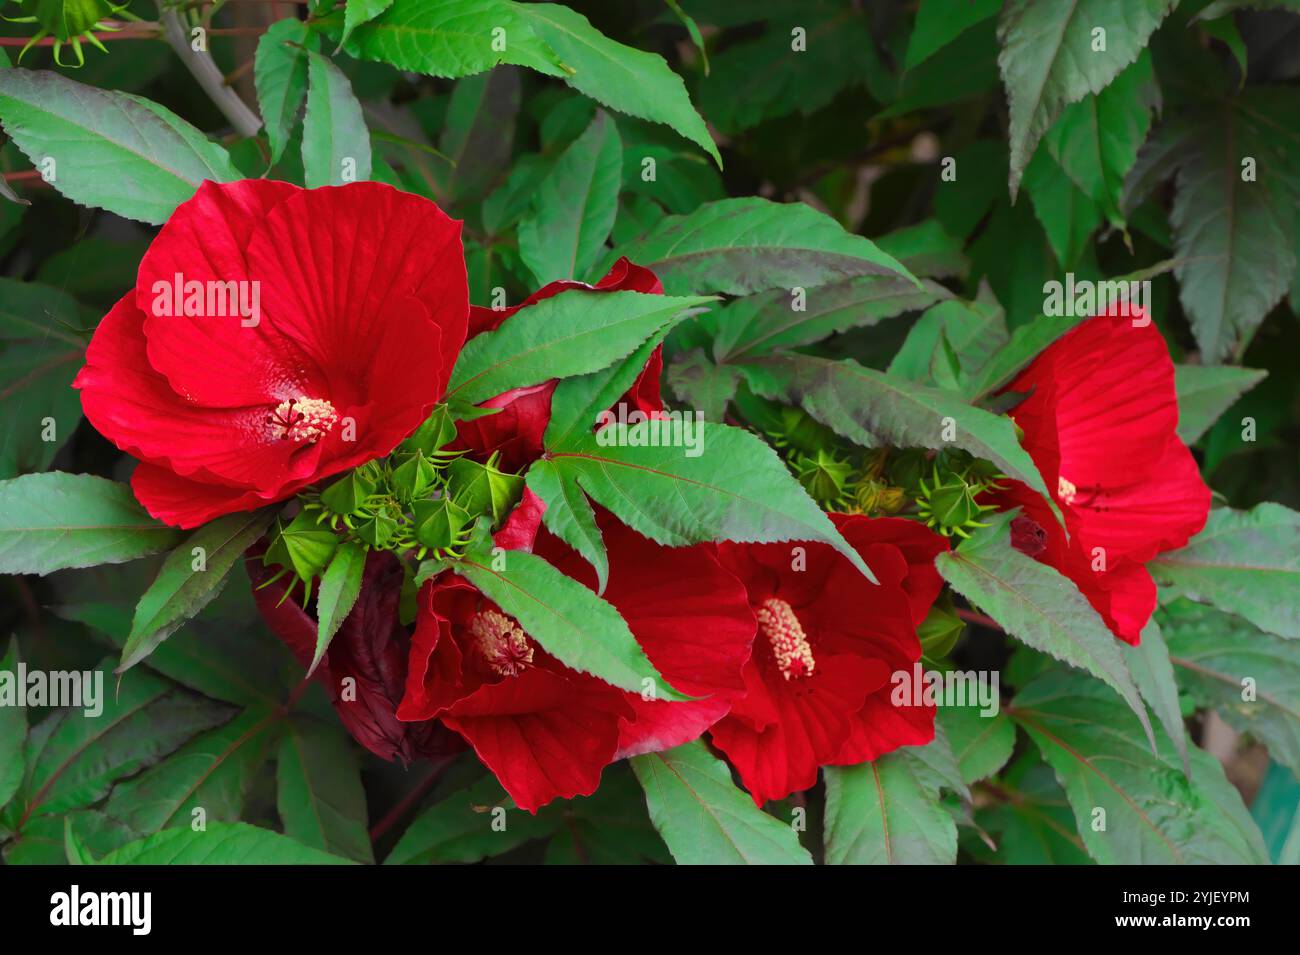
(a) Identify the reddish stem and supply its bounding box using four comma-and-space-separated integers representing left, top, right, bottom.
957, 608, 1003, 631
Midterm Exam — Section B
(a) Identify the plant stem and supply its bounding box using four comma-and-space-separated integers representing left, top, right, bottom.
161, 10, 263, 138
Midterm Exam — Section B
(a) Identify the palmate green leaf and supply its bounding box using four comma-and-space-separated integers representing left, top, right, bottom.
102, 706, 280, 837
0, 473, 182, 575
938, 705, 1015, 786
277, 716, 374, 864
544, 328, 671, 447
453, 544, 688, 699
1011, 670, 1270, 864
1122, 618, 1189, 777
823, 750, 959, 865
1021, 148, 1103, 269
630, 740, 812, 865
936, 514, 1154, 747
1042, 50, 1159, 228
0, 639, 25, 813
313, 541, 367, 676
743, 353, 1059, 523
385, 775, 560, 864
524, 459, 606, 593
541, 422, 878, 582
302, 51, 372, 188
446, 289, 711, 406
711, 274, 945, 363
515, 2, 719, 166
1161, 599, 1300, 777
518, 110, 622, 284
997, 0, 1176, 198
666, 348, 741, 425
254, 18, 318, 164
88, 821, 355, 864
1174, 364, 1267, 444
341, 0, 566, 79
0, 69, 239, 224
119, 508, 276, 674
19, 662, 233, 821
1150, 503, 1300, 640
601, 197, 919, 295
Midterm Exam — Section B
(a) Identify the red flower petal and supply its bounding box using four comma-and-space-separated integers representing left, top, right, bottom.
440, 667, 630, 812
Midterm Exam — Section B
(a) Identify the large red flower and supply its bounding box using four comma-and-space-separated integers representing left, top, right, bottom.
989, 313, 1211, 645
709, 515, 948, 806
450, 258, 664, 470
75, 180, 468, 528
398, 494, 755, 812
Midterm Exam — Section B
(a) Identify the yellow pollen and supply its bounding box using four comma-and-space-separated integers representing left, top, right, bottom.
756, 597, 815, 680
268, 396, 338, 443
1057, 475, 1078, 504
469, 610, 534, 677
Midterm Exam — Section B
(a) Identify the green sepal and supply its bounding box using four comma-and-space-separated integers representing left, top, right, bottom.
447, 456, 525, 525
320, 469, 375, 517
401, 405, 458, 456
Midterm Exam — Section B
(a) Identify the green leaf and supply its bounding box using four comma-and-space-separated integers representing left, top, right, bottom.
0, 275, 84, 344
823, 751, 959, 865
603, 197, 919, 295
1161, 599, 1300, 777
339, 0, 395, 48
447, 289, 711, 406
0, 473, 182, 576
302, 51, 372, 187
544, 326, 672, 447
1164, 92, 1300, 362
1011, 670, 1270, 864
518, 109, 622, 284
119, 508, 276, 674
277, 716, 374, 863
744, 353, 1059, 523
973, 754, 1092, 864
1150, 503, 1300, 641
666, 349, 741, 424
543, 422, 878, 582
904, 0, 1001, 71
524, 459, 607, 593
514, 2, 719, 166
630, 740, 813, 865
711, 275, 945, 363
1174, 364, 1267, 444
886, 292, 1008, 391
1122, 618, 1189, 776
0, 639, 25, 812
0, 69, 239, 224
0, 334, 83, 479
102, 706, 280, 836
433, 66, 521, 205
91, 821, 355, 864
255, 18, 318, 164
312, 541, 367, 676
341, 0, 566, 79
936, 514, 1154, 746
938, 705, 1015, 785
997, 0, 1175, 197
1022, 148, 1103, 269
20, 662, 233, 820
1042, 50, 1159, 227
454, 545, 687, 699
385, 775, 560, 864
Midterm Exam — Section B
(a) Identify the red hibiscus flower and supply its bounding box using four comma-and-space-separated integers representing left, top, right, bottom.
709, 515, 948, 806
398, 493, 755, 812
74, 179, 468, 528
248, 548, 462, 765
450, 257, 664, 470
989, 312, 1211, 645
